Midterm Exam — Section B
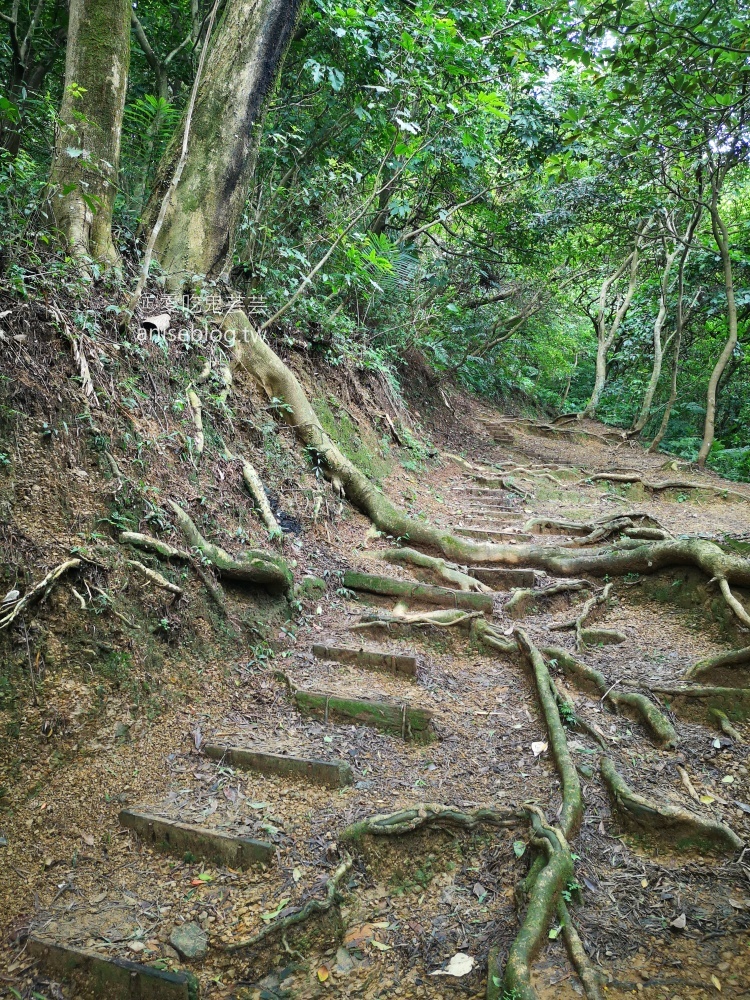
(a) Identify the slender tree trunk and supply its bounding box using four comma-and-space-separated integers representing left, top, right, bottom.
48, 0, 130, 266
697, 167, 737, 467
142, 0, 304, 287
630, 233, 680, 435
582, 224, 647, 419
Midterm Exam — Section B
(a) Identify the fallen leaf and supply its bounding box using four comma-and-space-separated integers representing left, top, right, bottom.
711, 973, 722, 991
81, 833, 95, 847
513, 840, 526, 858
531, 741, 548, 757
370, 940, 392, 951
430, 953, 475, 977
344, 923, 375, 948
721, 775, 735, 784
640, 879, 648, 888
548, 925, 561, 940
293, 867, 302, 883
317, 964, 329, 982
473, 882, 487, 900
734, 800, 750, 814
700, 795, 715, 805
670, 913, 687, 930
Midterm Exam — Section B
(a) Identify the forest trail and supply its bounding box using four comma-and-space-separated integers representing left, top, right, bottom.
1, 396, 749, 1000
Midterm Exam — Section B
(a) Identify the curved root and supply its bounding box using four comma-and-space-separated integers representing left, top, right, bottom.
381, 547, 493, 593
601, 757, 742, 854
226, 853, 353, 953
341, 802, 521, 843
168, 501, 292, 594
543, 646, 676, 747
685, 645, 750, 680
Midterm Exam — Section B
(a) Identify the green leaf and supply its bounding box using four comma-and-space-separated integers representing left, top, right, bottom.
513, 840, 526, 858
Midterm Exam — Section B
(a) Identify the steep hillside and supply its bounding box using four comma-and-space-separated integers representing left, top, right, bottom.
1, 298, 749, 1000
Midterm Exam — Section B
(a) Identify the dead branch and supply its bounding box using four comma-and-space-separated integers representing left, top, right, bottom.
125, 559, 183, 595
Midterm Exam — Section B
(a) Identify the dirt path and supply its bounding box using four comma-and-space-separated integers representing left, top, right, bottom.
1, 400, 749, 1000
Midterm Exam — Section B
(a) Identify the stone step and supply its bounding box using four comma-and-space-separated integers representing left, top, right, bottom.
342, 570, 493, 613
468, 567, 536, 589
203, 744, 353, 788
28, 936, 197, 999
456, 526, 533, 542
312, 642, 417, 678
294, 689, 434, 742
119, 810, 273, 868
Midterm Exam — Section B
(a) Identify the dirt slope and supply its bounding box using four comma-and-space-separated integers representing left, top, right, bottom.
0, 311, 749, 1000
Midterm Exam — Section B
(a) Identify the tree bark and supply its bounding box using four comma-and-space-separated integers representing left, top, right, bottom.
48, 0, 130, 266
630, 239, 677, 435
142, 0, 304, 287
697, 165, 738, 467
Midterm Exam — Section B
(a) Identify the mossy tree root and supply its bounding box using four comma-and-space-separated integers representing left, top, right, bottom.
486, 631, 602, 1000
505, 580, 590, 619
580, 472, 750, 504
225, 312, 750, 595
686, 646, 750, 680
226, 852, 353, 953
168, 501, 292, 594
708, 707, 744, 742
497, 808, 576, 1000
381, 547, 493, 594
351, 607, 483, 630
222, 442, 283, 541
600, 757, 743, 854
543, 646, 677, 747
341, 802, 521, 843
119, 529, 227, 613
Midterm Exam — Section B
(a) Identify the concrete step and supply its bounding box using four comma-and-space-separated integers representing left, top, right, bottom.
119, 810, 273, 868
203, 744, 352, 788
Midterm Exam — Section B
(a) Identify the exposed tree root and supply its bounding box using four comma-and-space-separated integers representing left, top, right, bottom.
168, 501, 292, 594
549, 583, 623, 650
716, 577, 750, 629
485, 631, 604, 1000
222, 444, 282, 540
708, 707, 744, 742
470, 618, 518, 654
225, 312, 750, 598
600, 757, 743, 853
226, 852, 353, 953
524, 513, 670, 546
341, 802, 521, 843
497, 807, 577, 1000
505, 581, 590, 619
120, 530, 228, 613
352, 608, 483, 631
581, 472, 750, 504
381, 547, 493, 593
650, 684, 750, 723
543, 647, 677, 746
125, 559, 183, 596
685, 645, 750, 680
0, 559, 81, 630
187, 388, 204, 457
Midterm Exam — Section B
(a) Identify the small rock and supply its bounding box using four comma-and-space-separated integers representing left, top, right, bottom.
169, 921, 208, 960
129, 941, 145, 953
334, 946, 354, 975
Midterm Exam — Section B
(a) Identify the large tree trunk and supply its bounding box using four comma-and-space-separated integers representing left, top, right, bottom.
48, 0, 130, 266
142, 0, 304, 287
697, 166, 738, 467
